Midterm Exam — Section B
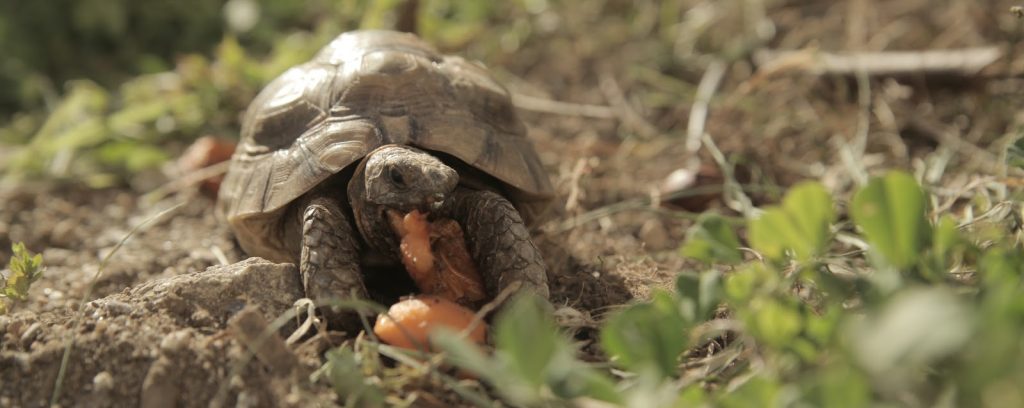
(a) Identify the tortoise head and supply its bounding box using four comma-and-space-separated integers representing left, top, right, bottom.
361, 145, 458, 212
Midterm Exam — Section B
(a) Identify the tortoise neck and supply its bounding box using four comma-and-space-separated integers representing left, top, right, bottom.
348, 158, 401, 261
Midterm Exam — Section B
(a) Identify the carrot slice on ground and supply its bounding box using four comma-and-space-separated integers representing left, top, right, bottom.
373, 295, 487, 350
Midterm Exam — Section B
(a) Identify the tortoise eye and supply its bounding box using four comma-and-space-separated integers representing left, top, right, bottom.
388, 167, 406, 187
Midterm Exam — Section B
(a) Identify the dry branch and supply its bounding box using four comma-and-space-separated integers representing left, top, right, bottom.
753, 46, 1002, 77
510, 93, 616, 119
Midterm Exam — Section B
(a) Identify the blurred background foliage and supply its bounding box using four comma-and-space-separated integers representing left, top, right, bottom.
0, 0, 553, 188
0, 0, 793, 189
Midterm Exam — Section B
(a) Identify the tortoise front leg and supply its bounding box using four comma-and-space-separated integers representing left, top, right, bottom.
299, 195, 369, 330
445, 188, 550, 300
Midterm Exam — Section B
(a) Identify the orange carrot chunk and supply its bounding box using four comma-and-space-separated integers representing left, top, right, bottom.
373, 295, 487, 350
388, 210, 487, 307
401, 211, 435, 276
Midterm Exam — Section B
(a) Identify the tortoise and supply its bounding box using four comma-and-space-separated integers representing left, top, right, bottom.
217, 30, 553, 326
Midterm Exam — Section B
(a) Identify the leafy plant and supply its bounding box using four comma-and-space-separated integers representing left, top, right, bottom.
1, 242, 45, 314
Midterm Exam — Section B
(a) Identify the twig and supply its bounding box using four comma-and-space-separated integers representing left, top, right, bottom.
141, 161, 231, 204
753, 46, 1002, 77
510, 93, 616, 119
545, 184, 764, 234
462, 281, 522, 340
285, 298, 322, 345
931, 176, 998, 215
210, 245, 231, 266
685, 60, 727, 168
905, 117, 1007, 176
599, 71, 660, 138
376, 344, 496, 406
563, 158, 588, 213
835, 69, 872, 187
703, 133, 756, 218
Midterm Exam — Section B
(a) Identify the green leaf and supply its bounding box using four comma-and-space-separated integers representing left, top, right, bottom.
850, 171, 931, 270
1007, 133, 1024, 169
848, 288, 973, 381
808, 365, 870, 408
440, 295, 622, 406
494, 294, 562, 389
681, 213, 743, 264
748, 298, 803, 348
96, 141, 171, 173
430, 329, 497, 380
748, 182, 834, 262
675, 387, 707, 407
321, 347, 385, 407
717, 376, 784, 408
932, 215, 961, 255
601, 291, 688, 379
676, 271, 722, 323
723, 263, 778, 303
3, 243, 44, 300
548, 362, 623, 404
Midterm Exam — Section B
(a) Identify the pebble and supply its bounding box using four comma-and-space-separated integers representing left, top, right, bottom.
160, 330, 191, 354
100, 300, 133, 316
639, 219, 671, 250
93, 318, 109, 335
14, 352, 31, 371
93, 371, 114, 392
20, 322, 42, 348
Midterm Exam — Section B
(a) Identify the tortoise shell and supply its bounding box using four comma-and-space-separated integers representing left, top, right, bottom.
217, 30, 554, 263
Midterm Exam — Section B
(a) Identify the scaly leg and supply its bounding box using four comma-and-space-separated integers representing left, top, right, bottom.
299, 195, 369, 331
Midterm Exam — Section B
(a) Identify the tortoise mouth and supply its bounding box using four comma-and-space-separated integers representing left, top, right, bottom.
378, 193, 446, 217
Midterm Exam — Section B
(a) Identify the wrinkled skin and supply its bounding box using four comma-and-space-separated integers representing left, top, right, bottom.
296, 145, 549, 329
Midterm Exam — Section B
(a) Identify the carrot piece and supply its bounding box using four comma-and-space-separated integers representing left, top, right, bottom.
391, 210, 436, 283
388, 209, 488, 307
373, 295, 487, 350
430, 219, 487, 305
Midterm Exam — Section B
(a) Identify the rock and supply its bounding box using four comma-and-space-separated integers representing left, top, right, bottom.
123, 257, 303, 326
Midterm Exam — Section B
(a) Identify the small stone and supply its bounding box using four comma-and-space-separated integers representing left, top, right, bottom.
639, 219, 671, 250
160, 330, 191, 354
14, 352, 31, 371
94, 319, 109, 335
100, 300, 133, 316
236, 390, 260, 408
93, 371, 114, 392
20, 322, 42, 348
